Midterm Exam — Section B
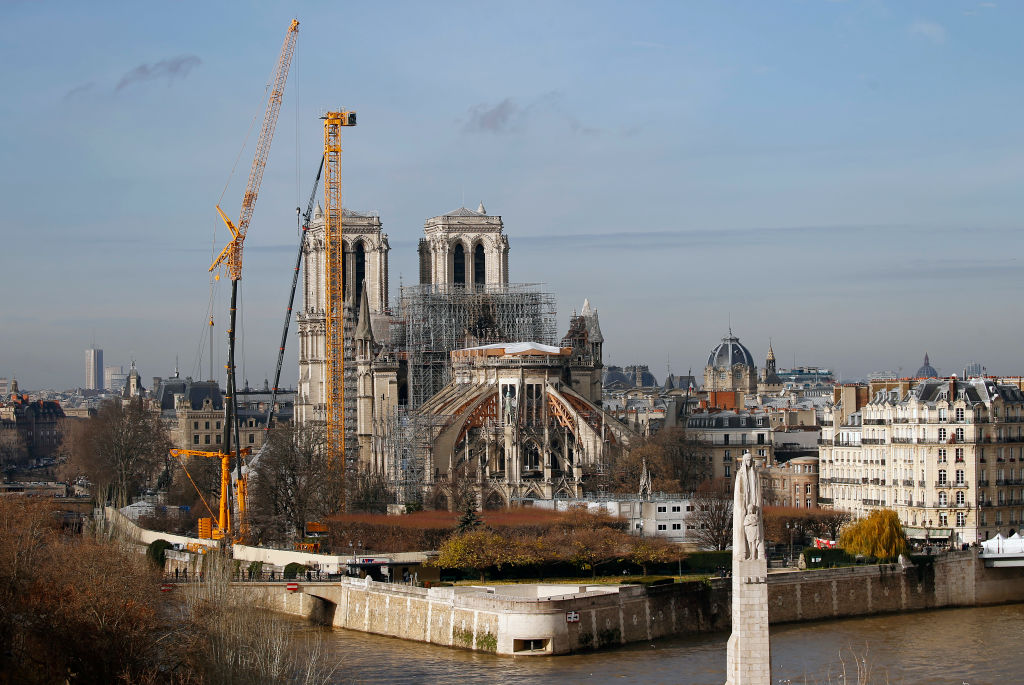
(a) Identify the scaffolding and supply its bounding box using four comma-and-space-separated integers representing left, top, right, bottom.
393, 283, 557, 410
382, 408, 450, 506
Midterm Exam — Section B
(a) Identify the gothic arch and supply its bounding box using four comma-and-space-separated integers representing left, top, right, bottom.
452, 242, 466, 285
353, 239, 366, 303
483, 490, 506, 510
472, 241, 486, 286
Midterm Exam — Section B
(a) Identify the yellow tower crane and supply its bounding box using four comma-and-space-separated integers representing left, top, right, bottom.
174, 18, 299, 544
322, 110, 356, 511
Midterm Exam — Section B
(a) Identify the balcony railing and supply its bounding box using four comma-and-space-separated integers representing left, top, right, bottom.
978, 479, 990, 487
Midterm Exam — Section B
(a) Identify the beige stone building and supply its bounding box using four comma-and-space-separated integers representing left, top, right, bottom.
703, 331, 759, 394
686, 409, 774, 482
764, 455, 819, 508
819, 377, 1024, 545
418, 203, 509, 287
296, 206, 389, 426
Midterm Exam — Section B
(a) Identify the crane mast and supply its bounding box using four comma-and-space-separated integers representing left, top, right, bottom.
202, 18, 298, 541
322, 110, 356, 510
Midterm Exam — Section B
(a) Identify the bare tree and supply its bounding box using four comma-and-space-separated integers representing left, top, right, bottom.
349, 469, 390, 513
64, 398, 170, 507
0, 428, 26, 475
601, 427, 710, 495
814, 509, 853, 541
687, 478, 734, 551
248, 422, 338, 543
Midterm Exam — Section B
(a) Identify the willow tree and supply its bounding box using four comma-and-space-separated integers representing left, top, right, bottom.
839, 509, 907, 561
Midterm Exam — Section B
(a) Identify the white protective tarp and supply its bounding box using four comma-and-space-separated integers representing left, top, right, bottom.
460, 342, 563, 355
981, 532, 1024, 555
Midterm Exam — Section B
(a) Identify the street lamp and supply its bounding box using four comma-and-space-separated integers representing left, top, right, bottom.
786, 521, 795, 566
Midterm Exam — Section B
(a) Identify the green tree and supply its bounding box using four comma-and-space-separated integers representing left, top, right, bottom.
627, 536, 677, 576
456, 503, 483, 533
562, 526, 628, 578
839, 509, 907, 561
433, 528, 506, 580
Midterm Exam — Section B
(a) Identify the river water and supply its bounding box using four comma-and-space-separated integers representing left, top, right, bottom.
295, 603, 1022, 684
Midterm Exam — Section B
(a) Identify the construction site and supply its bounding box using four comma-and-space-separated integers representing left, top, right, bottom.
161, 15, 631, 541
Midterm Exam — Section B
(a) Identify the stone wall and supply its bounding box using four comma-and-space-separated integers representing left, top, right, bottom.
248, 577, 730, 655
241, 551, 1024, 656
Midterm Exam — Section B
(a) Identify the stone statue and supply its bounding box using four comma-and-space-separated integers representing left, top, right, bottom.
726, 450, 771, 684
733, 451, 765, 561
503, 387, 517, 425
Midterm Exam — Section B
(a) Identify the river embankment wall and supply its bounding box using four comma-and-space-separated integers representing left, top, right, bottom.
244, 550, 1024, 655
108, 511, 1024, 655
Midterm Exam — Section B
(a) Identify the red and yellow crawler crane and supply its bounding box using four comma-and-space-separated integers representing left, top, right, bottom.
170, 19, 299, 544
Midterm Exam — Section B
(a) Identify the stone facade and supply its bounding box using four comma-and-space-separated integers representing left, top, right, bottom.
726, 559, 771, 685
296, 206, 389, 425
704, 332, 758, 394
819, 377, 1024, 544
417, 204, 509, 287
687, 409, 774, 482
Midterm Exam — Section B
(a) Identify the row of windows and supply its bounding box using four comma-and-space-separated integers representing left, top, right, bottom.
657, 523, 684, 531
656, 505, 692, 513
192, 432, 259, 445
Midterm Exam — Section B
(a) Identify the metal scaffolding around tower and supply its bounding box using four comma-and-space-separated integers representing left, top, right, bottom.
382, 408, 451, 507
392, 283, 557, 410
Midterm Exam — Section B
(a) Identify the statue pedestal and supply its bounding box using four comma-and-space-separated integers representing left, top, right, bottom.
725, 558, 770, 685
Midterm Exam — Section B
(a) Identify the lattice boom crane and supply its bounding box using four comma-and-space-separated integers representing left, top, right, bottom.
198, 18, 298, 542
322, 110, 356, 510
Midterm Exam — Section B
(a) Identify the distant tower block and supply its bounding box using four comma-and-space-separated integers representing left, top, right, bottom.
418, 203, 509, 287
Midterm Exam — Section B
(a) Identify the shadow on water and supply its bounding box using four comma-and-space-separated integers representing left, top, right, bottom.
289, 603, 1024, 685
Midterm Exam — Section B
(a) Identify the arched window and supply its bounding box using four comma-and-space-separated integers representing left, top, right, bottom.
473, 242, 486, 285
354, 241, 366, 303
452, 243, 466, 284
938, 491, 948, 506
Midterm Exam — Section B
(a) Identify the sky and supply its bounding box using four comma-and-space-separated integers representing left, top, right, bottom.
2, 0, 1023, 390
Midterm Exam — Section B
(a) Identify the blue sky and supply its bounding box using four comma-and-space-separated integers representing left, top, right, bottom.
2, 1, 1022, 389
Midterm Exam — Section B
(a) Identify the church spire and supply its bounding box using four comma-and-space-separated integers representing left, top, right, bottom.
355, 280, 374, 345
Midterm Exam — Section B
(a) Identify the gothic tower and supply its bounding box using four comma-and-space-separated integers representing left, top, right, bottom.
417, 202, 509, 287
296, 205, 389, 424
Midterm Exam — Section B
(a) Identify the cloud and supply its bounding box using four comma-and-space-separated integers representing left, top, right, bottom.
115, 55, 202, 92
63, 81, 96, 101
463, 91, 601, 136
909, 20, 947, 44
463, 98, 522, 134
980, 2, 997, 7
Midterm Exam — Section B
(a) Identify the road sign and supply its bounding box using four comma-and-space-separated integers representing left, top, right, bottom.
160, 583, 174, 593
286, 582, 299, 592
566, 611, 580, 623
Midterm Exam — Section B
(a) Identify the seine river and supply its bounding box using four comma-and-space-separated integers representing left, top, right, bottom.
295, 603, 1022, 684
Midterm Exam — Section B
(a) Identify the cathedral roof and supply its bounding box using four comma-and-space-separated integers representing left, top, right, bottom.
707, 333, 755, 369
442, 206, 486, 217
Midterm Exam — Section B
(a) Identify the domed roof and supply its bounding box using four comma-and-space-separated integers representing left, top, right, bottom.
916, 353, 938, 378
707, 333, 756, 369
